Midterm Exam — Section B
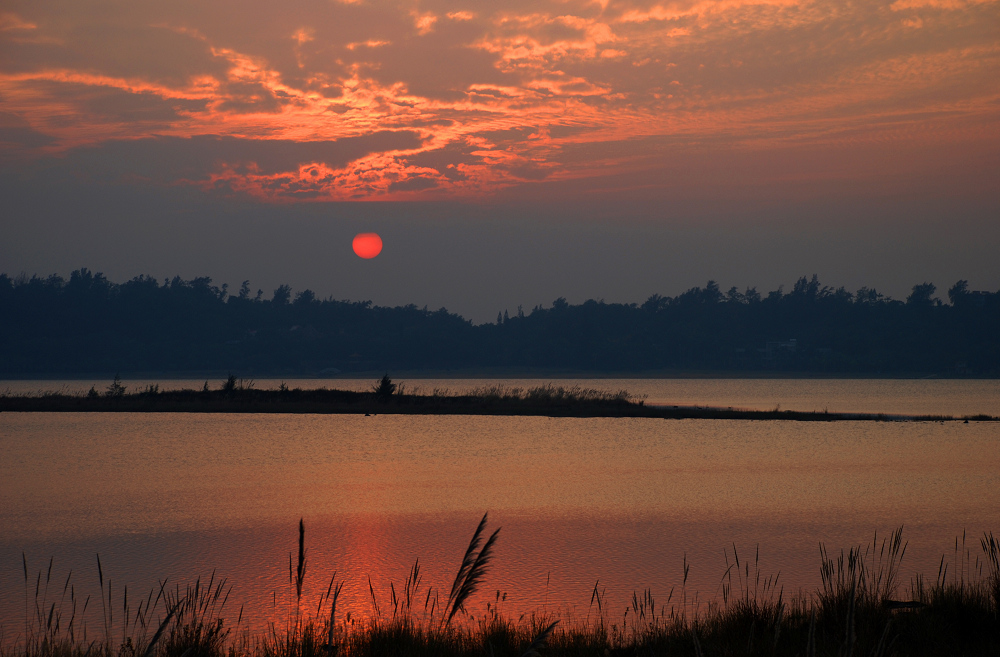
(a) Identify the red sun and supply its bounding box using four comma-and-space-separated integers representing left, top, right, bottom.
352, 233, 383, 259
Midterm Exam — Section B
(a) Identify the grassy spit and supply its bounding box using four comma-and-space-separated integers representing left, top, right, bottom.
5, 520, 999, 657
1, 376, 996, 421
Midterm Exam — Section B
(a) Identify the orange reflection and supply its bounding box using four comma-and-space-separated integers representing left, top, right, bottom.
3, 406, 999, 633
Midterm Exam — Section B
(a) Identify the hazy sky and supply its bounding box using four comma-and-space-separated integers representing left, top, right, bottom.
2, 0, 998, 321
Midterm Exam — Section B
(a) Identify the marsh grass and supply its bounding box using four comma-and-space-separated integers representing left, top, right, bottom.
4, 377, 999, 421
464, 384, 639, 406
6, 554, 235, 657
5, 524, 999, 657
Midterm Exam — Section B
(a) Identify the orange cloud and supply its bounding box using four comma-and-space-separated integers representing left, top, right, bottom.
618, 0, 801, 23
0, 12, 36, 31
0, 0, 997, 202
346, 40, 391, 50
411, 11, 439, 35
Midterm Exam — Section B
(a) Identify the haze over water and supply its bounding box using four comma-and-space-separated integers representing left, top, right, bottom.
2, 378, 998, 635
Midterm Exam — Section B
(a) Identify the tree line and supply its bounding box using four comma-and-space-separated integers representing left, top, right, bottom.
2, 269, 998, 375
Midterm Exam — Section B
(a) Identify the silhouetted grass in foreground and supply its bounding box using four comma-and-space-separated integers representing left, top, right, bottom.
5, 521, 999, 657
1, 377, 996, 422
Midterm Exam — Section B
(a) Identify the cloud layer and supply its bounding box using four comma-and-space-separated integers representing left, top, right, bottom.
1, 0, 998, 201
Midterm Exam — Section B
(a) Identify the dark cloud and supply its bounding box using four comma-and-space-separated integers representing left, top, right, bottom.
362, 26, 510, 101
19, 82, 210, 125
20, 131, 424, 184
406, 140, 485, 178
388, 176, 439, 192
84, 89, 209, 123
505, 165, 551, 181
0, 111, 56, 148
547, 124, 593, 139
0, 18, 227, 86
479, 127, 539, 145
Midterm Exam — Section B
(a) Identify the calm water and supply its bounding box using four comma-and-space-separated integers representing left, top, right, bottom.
1, 379, 998, 637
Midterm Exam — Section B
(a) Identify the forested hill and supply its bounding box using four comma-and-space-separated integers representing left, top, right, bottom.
2, 270, 998, 376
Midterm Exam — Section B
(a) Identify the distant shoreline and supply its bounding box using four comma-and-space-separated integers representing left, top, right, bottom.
1, 384, 995, 421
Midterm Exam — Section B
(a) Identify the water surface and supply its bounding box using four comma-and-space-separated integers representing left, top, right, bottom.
1, 379, 997, 636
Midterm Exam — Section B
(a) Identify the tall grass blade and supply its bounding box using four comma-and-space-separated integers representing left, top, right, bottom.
368, 576, 380, 620
806, 607, 816, 657
692, 624, 704, 657
520, 620, 559, 657
141, 597, 182, 657
322, 580, 344, 652
296, 519, 306, 601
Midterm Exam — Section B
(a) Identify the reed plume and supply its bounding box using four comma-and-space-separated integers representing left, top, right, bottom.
444, 512, 500, 626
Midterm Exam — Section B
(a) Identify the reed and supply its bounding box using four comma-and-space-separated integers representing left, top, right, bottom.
5, 524, 999, 657
444, 514, 500, 627
466, 384, 637, 406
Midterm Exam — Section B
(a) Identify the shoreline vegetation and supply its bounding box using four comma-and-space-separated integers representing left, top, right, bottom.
0, 375, 996, 422
6, 518, 1000, 657
3, 270, 999, 377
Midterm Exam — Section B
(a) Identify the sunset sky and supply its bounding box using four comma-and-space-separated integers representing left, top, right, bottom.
2, 0, 998, 321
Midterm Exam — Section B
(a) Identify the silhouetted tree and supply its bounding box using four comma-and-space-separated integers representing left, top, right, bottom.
907, 283, 937, 306
294, 289, 316, 305
948, 280, 969, 305
272, 285, 292, 305
1, 270, 997, 375
641, 294, 665, 312
106, 374, 126, 397
373, 373, 397, 400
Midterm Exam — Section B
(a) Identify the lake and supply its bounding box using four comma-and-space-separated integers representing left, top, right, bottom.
1, 378, 998, 637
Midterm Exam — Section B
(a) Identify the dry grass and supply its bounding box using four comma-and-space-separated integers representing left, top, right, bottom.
464, 384, 639, 406
4, 523, 999, 657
